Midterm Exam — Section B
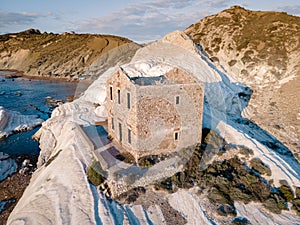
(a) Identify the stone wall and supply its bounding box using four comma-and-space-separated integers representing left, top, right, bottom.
106, 69, 137, 153
165, 67, 198, 84
106, 67, 204, 160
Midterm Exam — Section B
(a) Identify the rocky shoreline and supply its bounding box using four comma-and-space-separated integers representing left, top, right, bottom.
0, 106, 43, 139
1, 69, 84, 82
1, 69, 23, 79
0, 30, 136, 82
0, 154, 38, 225
0, 70, 86, 223
6, 30, 300, 225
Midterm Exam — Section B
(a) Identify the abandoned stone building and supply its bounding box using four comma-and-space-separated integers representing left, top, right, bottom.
106, 66, 204, 160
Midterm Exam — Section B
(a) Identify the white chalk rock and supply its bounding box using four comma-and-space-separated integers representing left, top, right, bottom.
0, 106, 43, 138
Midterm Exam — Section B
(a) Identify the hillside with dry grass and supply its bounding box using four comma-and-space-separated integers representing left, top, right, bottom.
0, 29, 140, 80
185, 6, 300, 160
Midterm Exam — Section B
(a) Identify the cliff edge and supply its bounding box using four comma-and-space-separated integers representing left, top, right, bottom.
185, 6, 300, 160
0, 29, 140, 80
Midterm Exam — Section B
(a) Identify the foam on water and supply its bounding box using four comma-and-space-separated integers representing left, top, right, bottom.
0, 73, 86, 155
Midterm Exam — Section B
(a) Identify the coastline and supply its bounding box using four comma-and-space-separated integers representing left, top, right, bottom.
0, 69, 23, 78
0, 69, 93, 85
0, 69, 87, 222
0, 154, 38, 224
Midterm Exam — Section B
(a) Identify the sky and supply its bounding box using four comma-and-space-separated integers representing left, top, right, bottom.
0, 0, 300, 42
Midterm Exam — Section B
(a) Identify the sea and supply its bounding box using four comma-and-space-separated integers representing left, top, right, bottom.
0, 73, 88, 156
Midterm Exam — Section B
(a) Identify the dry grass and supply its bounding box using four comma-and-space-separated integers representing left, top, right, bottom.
185, 6, 300, 80
185, 6, 300, 159
0, 30, 133, 80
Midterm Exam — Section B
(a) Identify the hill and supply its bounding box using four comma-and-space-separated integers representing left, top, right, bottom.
0, 29, 140, 80
7, 30, 300, 225
185, 6, 300, 159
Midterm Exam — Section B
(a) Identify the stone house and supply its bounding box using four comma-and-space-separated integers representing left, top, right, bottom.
106, 66, 204, 160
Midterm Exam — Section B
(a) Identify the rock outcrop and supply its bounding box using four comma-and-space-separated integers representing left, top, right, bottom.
0, 152, 17, 182
7, 30, 300, 225
0, 106, 43, 139
0, 29, 140, 80
185, 6, 300, 160
185, 6, 300, 84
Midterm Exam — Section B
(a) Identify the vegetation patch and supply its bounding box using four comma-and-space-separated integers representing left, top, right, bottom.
116, 187, 146, 203
210, 56, 219, 62
127, 190, 188, 225
115, 152, 135, 164
279, 180, 294, 201
0, 29, 135, 80
152, 129, 295, 215
292, 198, 300, 216
296, 187, 300, 198
232, 217, 250, 225
110, 128, 299, 217
238, 146, 253, 157
228, 60, 237, 66
87, 161, 107, 186
138, 156, 158, 168
250, 158, 271, 176
185, 6, 300, 80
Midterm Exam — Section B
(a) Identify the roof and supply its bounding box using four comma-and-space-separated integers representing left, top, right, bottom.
129, 75, 168, 86
118, 65, 201, 87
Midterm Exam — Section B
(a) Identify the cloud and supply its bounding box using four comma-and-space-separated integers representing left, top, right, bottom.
0, 11, 51, 28
148, 0, 199, 9
76, 0, 210, 42
240, 2, 250, 8
206, 0, 230, 9
278, 5, 300, 15
195, 0, 231, 9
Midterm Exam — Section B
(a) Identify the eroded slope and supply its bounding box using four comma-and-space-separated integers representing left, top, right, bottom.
185, 6, 300, 158
0, 29, 138, 80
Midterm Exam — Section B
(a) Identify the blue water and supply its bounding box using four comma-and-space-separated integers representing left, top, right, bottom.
0, 73, 88, 156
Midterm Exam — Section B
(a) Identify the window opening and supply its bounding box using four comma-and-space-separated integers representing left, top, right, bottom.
176, 96, 180, 104
110, 86, 113, 100
119, 123, 122, 142
174, 132, 179, 140
111, 118, 114, 130
128, 129, 131, 144
127, 92, 131, 109
118, 89, 121, 104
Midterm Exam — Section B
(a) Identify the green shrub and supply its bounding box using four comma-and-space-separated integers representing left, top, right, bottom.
228, 59, 237, 66
208, 188, 231, 205
250, 158, 271, 176
292, 199, 300, 216
87, 161, 106, 186
296, 187, 300, 198
107, 134, 113, 141
138, 157, 155, 168
238, 145, 253, 156
264, 198, 281, 214
115, 152, 135, 164
279, 185, 294, 201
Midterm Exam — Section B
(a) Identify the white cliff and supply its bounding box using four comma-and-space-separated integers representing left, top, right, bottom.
0, 152, 17, 182
0, 106, 43, 139
7, 31, 300, 224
